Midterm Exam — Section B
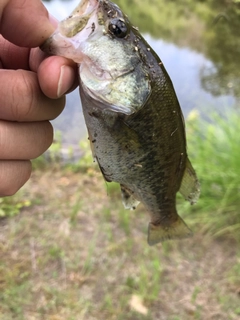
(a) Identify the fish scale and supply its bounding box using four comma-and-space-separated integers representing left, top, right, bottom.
41, 0, 200, 245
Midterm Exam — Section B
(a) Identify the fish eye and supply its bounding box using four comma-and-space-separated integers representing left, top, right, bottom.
108, 18, 128, 38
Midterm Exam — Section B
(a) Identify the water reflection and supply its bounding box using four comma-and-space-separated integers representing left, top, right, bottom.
42, 0, 238, 145
200, 8, 240, 98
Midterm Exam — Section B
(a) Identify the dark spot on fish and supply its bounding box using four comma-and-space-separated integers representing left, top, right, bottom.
88, 111, 99, 118
132, 206, 136, 210
94, 133, 98, 137
90, 23, 95, 34
92, 139, 96, 143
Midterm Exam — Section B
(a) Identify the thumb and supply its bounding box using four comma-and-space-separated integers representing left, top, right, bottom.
0, 0, 55, 48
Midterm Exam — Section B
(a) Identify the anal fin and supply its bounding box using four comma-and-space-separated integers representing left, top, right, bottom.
148, 215, 192, 246
120, 185, 140, 210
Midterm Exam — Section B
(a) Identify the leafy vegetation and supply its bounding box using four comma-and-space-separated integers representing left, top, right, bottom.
0, 193, 31, 218
180, 110, 240, 239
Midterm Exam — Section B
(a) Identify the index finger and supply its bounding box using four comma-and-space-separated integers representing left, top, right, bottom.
0, 0, 54, 47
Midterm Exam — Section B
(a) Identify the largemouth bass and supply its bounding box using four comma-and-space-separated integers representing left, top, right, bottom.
42, 0, 200, 245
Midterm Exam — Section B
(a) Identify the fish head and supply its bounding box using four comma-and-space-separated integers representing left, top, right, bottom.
41, 0, 151, 115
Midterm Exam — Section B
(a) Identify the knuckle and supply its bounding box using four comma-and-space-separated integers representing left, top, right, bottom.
11, 70, 36, 121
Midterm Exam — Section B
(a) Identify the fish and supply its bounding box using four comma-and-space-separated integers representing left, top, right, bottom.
41, 0, 200, 245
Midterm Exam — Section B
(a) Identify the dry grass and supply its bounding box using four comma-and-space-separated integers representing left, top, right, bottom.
1, 167, 240, 320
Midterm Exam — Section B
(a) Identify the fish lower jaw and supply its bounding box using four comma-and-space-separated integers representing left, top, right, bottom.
41, 33, 85, 63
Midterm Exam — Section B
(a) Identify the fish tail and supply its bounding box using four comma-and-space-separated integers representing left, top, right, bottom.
147, 216, 192, 246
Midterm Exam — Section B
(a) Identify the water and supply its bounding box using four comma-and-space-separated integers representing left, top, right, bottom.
43, 0, 238, 146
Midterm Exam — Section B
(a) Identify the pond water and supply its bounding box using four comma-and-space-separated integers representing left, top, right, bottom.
42, 0, 238, 146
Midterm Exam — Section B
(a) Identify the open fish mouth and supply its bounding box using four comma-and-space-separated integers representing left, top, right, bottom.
41, 0, 100, 63
58, 0, 99, 38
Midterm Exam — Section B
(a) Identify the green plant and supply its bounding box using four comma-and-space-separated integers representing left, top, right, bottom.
0, 196, 31, 218
136, 258, 162, 302
180, 110, 240, 238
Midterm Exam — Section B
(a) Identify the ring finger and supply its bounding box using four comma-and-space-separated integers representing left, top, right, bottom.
0, 120, 53, 160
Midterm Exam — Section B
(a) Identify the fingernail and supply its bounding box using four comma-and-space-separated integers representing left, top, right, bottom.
57, 65, 75, 97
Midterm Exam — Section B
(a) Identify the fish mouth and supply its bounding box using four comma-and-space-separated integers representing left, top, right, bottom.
41, 0, 126, 64
71, 0, 99, 16
41, 0, 100, 62
58, 0, 99, 37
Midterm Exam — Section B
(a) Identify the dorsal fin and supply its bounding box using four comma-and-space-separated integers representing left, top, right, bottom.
179, 158, 200, 205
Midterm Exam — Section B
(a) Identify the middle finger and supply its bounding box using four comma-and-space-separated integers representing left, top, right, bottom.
0, 69, 65, 122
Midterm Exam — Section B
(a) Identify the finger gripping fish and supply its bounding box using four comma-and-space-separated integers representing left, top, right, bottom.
41, 0, 200, 245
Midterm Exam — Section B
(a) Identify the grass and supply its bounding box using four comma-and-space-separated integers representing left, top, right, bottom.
0, 110, 240, 319
180, 110, 240, 239
0, 191, 31, 218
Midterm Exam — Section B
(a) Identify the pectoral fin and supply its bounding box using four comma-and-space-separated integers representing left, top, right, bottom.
179, 158, 200, 204
148, 216, 192, 246
120, 185, 140, 210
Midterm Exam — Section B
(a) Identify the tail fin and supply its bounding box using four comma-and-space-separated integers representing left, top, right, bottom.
148, 216, 192, 246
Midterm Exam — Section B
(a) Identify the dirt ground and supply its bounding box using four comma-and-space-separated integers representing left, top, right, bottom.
0, 168, 240, 320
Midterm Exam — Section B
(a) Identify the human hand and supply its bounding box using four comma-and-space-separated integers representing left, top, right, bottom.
0, 0, 77, 196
